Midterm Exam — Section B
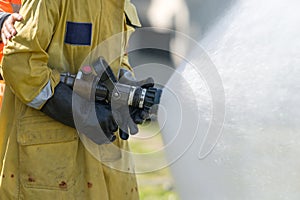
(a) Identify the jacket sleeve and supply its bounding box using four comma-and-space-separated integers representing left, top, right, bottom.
1, 0, 61, 109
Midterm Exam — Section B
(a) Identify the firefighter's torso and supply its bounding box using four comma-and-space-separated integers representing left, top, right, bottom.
0, 0, 140, 199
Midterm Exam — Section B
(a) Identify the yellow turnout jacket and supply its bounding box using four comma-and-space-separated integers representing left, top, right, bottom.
0, 0, 141, 199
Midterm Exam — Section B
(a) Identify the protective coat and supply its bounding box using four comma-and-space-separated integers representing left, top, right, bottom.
0, 0, 141, 199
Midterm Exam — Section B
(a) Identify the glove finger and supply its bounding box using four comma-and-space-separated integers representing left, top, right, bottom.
114, 109, 128, 129
140, 110, 150, 120
119, 128, 129, 140
119, 121, 129, 140
102, 124, 116, 141
134, 110, 150, 124
106, 108, 118, 133
113, 110, 129, 140
109, 134, 117, 142
106, 118, 118, 142
129, 108, 142, 124
137, 77, 154, 88
118, 116, 128, 133
133, 114, 144, 124
97, 109, 116, 142
103, 132, 116, 142
109, 119, 118, 133
128, 120, 139, 135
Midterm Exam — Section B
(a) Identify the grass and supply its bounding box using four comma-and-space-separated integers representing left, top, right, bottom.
129, 121, 180, 200
136, 169, 179, 200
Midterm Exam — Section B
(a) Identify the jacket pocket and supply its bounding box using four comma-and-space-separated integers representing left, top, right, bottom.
17, 114, 78, 190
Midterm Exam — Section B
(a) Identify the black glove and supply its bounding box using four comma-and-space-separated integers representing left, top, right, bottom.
118, 68, 154, 124
114, 69, 155, 140
41, 82, 118, 144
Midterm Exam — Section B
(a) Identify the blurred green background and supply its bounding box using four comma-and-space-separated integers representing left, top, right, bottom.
129, 122, 180, 200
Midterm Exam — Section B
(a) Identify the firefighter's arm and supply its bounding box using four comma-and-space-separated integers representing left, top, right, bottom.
1, 0, 60, 109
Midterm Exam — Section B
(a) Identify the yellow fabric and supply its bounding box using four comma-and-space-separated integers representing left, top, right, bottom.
0, 0, 141, 199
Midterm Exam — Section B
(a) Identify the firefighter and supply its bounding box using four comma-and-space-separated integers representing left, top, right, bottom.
0, 0, 142, 199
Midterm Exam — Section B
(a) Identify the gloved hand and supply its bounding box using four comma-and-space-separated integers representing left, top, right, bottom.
72, 92, 118, 143
118, 68, 154, 124
129, 107, 150, 124
92, 58, 155, 125
114, 68, 155, 140
41, 82, 118, 144
81, 57, 158, 140
95, 101, 118, 140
